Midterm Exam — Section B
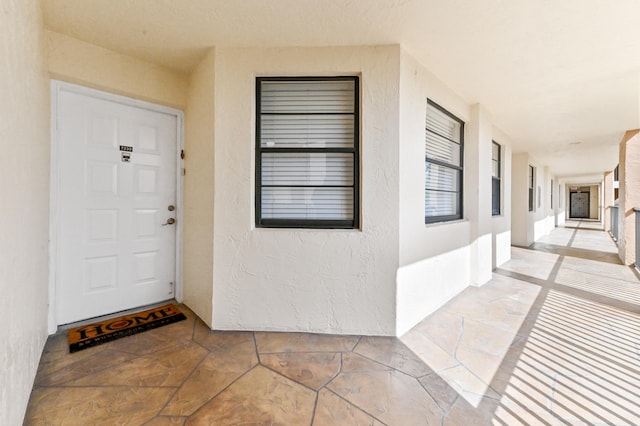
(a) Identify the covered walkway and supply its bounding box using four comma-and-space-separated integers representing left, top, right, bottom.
26, 221, 640, 425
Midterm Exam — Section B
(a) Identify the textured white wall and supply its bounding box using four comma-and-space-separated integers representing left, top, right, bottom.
0, 0, 50, 424
183, 48, 215, 326
603, 171, 614, 232
491, 128, 513, 269
589, 185, 599, 219
46, 30, 188, 109
533, 165, 555, 241
467, 104, 493, 286
396, 50, 471, 335
511, 153, 531, 247
211, 46, 401, 335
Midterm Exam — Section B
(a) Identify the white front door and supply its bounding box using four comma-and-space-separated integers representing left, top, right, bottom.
54, 84, 180, 325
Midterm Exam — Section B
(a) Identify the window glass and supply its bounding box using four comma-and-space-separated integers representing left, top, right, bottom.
425, 100, 464, 223
256, 77, 359, 228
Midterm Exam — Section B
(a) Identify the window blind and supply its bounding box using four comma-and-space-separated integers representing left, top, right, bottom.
256, 78, 359, 228
425, 100, 463, 223
492, 141, 501, 216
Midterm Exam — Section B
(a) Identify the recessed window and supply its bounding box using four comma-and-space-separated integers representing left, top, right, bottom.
550, 179, 554, 209
528, 165, 535, 212
425, 100, 464, 223
255, 77, 359, 229
492, 141, 501, 216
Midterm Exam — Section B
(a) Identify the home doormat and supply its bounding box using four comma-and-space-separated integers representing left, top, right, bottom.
67, 304, 186, 353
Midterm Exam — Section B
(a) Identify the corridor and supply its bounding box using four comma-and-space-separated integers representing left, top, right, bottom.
25, 221, 640, 425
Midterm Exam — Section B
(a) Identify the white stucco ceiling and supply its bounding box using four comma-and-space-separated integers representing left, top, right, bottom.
42, 0, 640, 180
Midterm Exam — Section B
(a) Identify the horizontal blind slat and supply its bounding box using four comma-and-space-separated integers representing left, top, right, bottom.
261, 115, 354, 148
262, 153, 354, 186
425, 190, 459, 217
424, 162, 459, 192
425, 131, 461, 166
426, 105, 461, 142
261, 81, 355, 113
262, 187, 354, 220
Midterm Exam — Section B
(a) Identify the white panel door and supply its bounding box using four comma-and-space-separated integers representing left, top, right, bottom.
56, 88, 178, 325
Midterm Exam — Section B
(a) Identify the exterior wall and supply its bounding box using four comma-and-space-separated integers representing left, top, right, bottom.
603, 171, 614, 232
211, 45, 401, 335
532, 163, 554, 241
511, 154, 531, 246
0, 1, 50, 424
183, 49, 215, 326
589, 185, 599, 220
618, 130, 640, 265
467, 105, 493, 286
46, 30, 188, 109
491, 128, 513, 269
396, 50, 471, 335
512, 154, 555, 246
556, 181, 566, 226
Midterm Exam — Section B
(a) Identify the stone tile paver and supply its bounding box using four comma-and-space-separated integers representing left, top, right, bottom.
25, 221, 640, 425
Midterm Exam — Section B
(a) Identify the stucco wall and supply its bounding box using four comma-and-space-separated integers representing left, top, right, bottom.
511, 153, 532, 246
603, 171, 614, 232
491, 128, 513, 269
512, 154, 556, 246
183, 48, 215, 326
46, 30, 188, 109
556, 181, 567, 226
211, 45, 401, 335
0, 0, 50, 424
532, 163, 554, 241
589, 185, 599, 219
618, 130, 640, 265
396, 50, 471, 335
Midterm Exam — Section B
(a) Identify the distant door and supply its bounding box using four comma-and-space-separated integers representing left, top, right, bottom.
54, 85, 179, 325
570, 192, 589, 218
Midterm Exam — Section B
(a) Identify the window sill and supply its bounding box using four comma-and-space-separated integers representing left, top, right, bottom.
424, 218, 468, 228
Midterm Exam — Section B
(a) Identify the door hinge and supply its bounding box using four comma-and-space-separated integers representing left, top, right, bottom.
180, 149, 185, 159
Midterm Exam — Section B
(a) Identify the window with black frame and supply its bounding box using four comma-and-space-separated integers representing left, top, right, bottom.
528, 165, 535, 212
255, 77, 359, 229
492, 141, 501, 216
425, 100, 464, 223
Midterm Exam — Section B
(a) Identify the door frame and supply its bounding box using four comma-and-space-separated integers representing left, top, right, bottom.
48, 80, 185, 333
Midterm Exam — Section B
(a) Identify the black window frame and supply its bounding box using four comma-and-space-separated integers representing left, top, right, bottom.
255, 76, 360, 229
424, 99, 464, 224
491, 141, 501, 216
528, 165, 535, 212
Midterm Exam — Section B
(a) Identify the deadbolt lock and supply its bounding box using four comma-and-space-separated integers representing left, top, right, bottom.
168, 205, 175, 211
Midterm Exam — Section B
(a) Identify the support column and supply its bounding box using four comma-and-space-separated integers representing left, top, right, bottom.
467, 104, 493, 286
603, 171, 613, 233
618, 129, 640, 265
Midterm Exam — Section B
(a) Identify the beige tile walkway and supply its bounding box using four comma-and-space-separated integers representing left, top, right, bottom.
25, 220, 640, 425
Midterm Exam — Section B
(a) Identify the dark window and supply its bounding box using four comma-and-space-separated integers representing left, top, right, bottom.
614, 164, 620, 201
425, 100, 464, 223
550, 179, 554, 209
492, 141, 501, 216
528, 165, 535, 212
255, 77, 359, 228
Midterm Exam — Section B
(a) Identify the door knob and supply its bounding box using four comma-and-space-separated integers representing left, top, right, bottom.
162, 218, 176, 226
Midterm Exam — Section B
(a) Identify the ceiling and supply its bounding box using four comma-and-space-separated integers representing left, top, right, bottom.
42, 0, 640, 180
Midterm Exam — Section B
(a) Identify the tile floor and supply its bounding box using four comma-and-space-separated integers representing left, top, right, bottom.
25, 221, 640, 425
